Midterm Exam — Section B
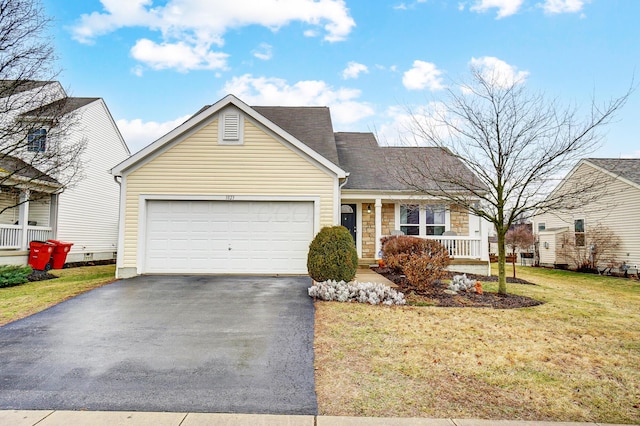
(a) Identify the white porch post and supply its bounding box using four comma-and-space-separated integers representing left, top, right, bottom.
374, 198, 382, 259
18, 190, 30, 250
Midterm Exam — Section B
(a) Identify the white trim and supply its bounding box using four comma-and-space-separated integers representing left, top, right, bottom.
340, 191, 482, 202
111, 94, 347, 179
115, 177, 127, 272
333, 176, 341, 225
136, 194, 321, 275
356, 203, 363, 257
374, 199, 382, 259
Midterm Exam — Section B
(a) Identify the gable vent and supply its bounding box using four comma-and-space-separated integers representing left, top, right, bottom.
223, 112, 240, 141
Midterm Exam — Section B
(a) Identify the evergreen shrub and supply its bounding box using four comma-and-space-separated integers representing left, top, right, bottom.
0, 265, 33, 288
307, 226, 358, 283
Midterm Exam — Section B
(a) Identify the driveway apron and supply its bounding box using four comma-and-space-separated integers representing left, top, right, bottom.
0, 275, 317, 415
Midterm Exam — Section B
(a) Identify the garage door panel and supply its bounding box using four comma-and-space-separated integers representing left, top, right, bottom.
145, 200, 313, 274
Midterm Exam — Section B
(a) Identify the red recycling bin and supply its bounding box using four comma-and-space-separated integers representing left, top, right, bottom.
28, 241, 54, 271
46, 239, 74, 269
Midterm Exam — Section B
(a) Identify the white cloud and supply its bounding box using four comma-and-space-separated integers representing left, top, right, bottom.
541, 0, 586, 14
72, 0, 355, 72
117, 115, 192, 153
468, 56, 529, 88
131, 39, 229, 72
222, 74, 375, 125
470, 0, 524, 18
402, 60, 445, 91
253, 43, 273, 61
342, 62, 369, 80
376, 103, 449, 146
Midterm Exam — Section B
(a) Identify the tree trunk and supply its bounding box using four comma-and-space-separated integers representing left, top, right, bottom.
512, 252, 517, 279
497, 231, 507, 294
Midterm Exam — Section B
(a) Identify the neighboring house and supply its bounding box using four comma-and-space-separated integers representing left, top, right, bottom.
110, 95, 490, 279
0, 80, 130, 265
534, 158, 640, 270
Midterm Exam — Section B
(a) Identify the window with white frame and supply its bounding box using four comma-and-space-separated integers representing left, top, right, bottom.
400, 204, 447, 236
538, 222, 546, 232
27, 128, 47, 152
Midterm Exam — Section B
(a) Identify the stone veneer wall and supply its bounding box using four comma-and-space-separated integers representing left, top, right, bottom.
362, 207, 375, 258
450, 204, 469, 236
362, 203, 395, 259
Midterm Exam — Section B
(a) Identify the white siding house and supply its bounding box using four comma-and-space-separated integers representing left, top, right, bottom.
534, 158, 640, 271
0, 80, 130, 266
55, 99, 130, 262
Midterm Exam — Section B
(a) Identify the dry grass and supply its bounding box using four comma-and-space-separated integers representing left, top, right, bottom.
0, 265, 116, 326
314, 266, 640, 423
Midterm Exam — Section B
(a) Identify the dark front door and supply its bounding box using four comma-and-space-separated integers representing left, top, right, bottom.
341, 204, 357, 243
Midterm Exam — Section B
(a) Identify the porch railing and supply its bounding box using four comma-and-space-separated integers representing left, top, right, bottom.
425, 235, 482, 258
391, 235, 482, 259
0, 224, 54, 250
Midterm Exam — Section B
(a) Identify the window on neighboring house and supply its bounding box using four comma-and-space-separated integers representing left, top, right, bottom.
400, 204, 447, 236
574, 219, 585, 247
538, 222, 546, 232
27, 128, 47, 152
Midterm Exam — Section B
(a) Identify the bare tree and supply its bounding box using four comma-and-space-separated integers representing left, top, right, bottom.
0, 0, 86, 214
505, 225, 534, 279
559, 224, 621, 272
395, 65, 630, 294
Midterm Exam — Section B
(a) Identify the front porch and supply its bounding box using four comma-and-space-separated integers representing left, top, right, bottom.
0, 189, 57, 253
341, 197, 490, 275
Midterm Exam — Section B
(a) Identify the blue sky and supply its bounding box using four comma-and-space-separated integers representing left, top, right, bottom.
42, 0, 639, 157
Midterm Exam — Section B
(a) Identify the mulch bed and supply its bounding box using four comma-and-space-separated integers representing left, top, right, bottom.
27, 270, 58, 282
374, 267, 544, 309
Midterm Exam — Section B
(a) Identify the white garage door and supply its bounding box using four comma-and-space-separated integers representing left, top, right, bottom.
144, 200, 314, 274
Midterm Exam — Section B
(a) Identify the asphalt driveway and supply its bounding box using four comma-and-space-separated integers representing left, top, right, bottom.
0, 275, 317, 414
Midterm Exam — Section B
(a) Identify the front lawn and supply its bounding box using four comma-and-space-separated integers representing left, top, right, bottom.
0, 265, 116, 326
314, 266, 640, 423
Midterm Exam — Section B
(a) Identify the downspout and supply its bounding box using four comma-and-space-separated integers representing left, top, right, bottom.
339, 175, 349, 190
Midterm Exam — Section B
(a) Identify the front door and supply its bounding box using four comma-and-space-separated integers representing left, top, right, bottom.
341, 204, 357, 243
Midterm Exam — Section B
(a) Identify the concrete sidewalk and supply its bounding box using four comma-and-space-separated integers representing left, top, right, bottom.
354, 268, 397, 288
1, 411, 635, 426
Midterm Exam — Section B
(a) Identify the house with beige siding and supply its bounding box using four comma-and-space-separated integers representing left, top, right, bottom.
110, 95, 490, 279
534, 158, 640, 271
0, 80, 130, 266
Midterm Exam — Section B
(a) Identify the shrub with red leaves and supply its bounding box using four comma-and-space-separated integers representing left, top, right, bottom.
381, 235, 450, 291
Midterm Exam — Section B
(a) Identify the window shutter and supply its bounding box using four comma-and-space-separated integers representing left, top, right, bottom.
223, 112, 240, 141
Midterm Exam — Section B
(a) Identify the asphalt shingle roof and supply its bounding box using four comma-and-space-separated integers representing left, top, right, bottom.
0, 80, 53, 97
20, 97, 99, 119
335, 132, 484, 192
252, 106, 340, 166
586, 158, 640, 186
0, 156, 59, 185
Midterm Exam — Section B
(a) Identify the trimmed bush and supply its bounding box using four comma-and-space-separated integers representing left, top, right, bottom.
307, 226, 358, 283
381, 235, 450, 291
308, 280, 406, 305
0, 265, 33, 288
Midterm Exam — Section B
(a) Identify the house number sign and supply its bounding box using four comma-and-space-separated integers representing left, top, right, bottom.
226, 195, 235, 201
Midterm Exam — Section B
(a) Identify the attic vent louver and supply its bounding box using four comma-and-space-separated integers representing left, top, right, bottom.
223, 112, 240, 141
218, 110, 243, 145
